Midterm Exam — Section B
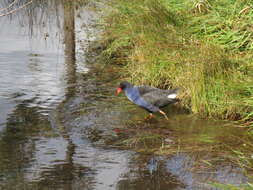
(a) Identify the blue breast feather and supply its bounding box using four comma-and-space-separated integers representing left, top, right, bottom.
125, 87, 159, 112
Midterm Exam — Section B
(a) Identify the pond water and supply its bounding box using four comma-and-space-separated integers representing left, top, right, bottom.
0, 1, 252, 190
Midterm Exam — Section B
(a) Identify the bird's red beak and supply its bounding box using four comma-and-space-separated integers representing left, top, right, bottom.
116, 87, 122, 95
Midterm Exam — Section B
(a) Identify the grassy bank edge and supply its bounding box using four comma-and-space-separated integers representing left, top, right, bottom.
99, 0, 253, 124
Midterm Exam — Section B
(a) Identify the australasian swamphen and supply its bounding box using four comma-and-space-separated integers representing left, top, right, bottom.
116, 81, 179, 120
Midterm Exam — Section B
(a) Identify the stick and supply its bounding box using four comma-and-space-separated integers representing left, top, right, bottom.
0, 0, 33, 17
0, 0, 19, 12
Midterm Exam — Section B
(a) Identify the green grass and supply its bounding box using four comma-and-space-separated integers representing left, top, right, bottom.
101, 0, 253, 122
211, 183, 253, 190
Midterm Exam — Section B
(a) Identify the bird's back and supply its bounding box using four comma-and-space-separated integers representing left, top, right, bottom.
125, 87, 160, 112
141, 88, 179, 108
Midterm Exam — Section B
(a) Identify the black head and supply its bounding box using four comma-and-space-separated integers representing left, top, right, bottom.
119, 81, 132, 90
116, 81, 132, 95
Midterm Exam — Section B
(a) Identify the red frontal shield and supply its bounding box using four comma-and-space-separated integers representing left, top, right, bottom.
116, 87, 122, 95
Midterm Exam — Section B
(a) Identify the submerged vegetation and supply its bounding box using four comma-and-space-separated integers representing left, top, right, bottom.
101, 0, 253, 122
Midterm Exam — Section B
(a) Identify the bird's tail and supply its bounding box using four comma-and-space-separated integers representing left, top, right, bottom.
167, 88, 180, 99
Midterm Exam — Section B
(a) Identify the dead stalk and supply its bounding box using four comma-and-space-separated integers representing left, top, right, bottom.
0, 0, 19, 12
0, 0, 33, 17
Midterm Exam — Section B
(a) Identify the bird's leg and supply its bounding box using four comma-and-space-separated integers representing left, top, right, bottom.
159, 110, 169, 120
145, 113, 153, 120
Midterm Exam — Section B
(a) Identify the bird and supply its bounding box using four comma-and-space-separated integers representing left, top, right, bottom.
116, 81, 179, 120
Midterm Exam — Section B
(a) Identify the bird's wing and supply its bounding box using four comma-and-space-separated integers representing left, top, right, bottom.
141, 88, 179, 107
141, 91, 167, 105
136, 85, 159, 96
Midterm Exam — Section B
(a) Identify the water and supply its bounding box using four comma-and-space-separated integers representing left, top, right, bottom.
0, 0, 65, 128
0, 1, 252, 190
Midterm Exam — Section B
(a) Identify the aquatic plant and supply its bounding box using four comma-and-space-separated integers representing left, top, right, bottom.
116, 130, 164, 152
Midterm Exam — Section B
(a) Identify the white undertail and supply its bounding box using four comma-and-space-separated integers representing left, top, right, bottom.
167, 93, 177, 99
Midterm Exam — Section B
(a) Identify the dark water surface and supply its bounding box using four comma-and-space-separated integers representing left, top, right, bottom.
0, 1, 252, 190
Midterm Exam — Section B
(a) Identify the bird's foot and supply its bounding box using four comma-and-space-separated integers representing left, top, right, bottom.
144, 113, 154, 121
159, 110, 169, 120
